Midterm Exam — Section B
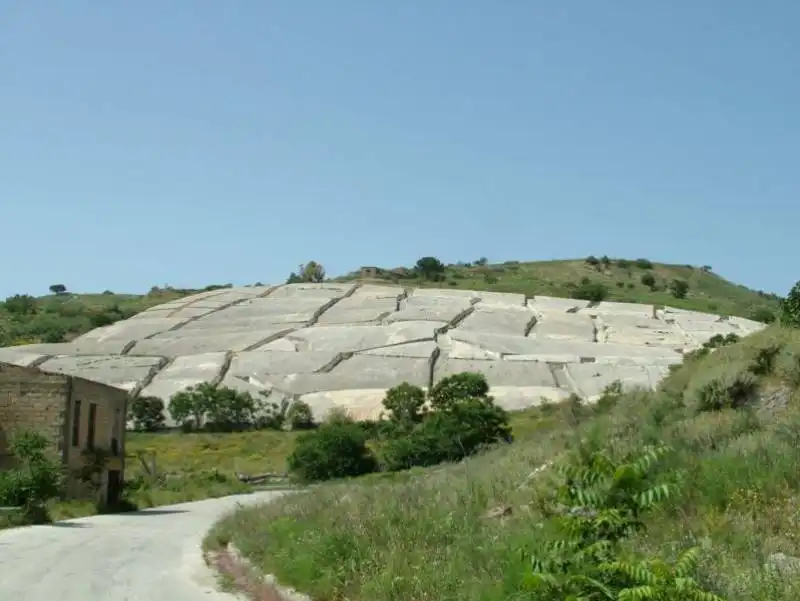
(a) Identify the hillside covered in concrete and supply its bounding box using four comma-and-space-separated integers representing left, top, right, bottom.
0, 283, 766, 423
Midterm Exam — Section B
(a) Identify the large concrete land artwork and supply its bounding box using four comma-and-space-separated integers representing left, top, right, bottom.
0, 283, 765, 425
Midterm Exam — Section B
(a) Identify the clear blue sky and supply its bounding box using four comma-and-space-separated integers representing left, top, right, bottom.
1, 1, 797, 298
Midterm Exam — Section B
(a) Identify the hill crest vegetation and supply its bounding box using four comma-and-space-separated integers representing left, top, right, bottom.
0, 256, 782, 347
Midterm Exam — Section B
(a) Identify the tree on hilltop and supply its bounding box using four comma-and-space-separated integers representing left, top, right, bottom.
415, 256, 445, 281
287, 261, 326, 284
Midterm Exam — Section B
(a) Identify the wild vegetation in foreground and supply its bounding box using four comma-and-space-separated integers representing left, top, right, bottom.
207, 318, 800, 601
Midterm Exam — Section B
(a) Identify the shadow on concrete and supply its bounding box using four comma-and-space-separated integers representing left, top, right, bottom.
125, 508, 190, 516
48, 521, 90, 528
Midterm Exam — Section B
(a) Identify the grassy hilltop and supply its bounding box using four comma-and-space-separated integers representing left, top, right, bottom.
337, 256, 781, 320
0, 256, 780, 347
0, 285, 212, 347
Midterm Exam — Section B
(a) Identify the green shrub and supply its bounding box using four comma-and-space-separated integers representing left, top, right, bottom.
640, 273, 656, 288
381, 373, 512, 471
684, 361, 758, 413
774, 343, 800, 387
616, 258, 631, 268
705, 333, 741, 349
381, 382, 427, 430
3, 294, 38, 316
570, 280, 609, 303
585, 255, 600, 266
781, 280, 800, 327
0, 431, 64, 523
285, 400, 315, 430
128, 396, 166, 431
287, 420, 378, 483
381, 395, 512, 471
634, 258, 654, 269
670, 279, 690, 299
749, 306, 776, 324
168, 384, 266, 432
527, 444, 722, 601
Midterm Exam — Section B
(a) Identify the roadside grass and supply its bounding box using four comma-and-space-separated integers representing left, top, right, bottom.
205, 325, 800, 601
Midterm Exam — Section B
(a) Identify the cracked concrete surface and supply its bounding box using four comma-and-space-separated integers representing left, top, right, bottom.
0, 283, 768, 424
0, 491, 287, 601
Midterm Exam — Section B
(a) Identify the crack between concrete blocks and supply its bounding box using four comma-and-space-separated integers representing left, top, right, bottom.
304, 283, 362, 327
130, 356, 172, 399
120, 340, 137, 355
242, 328, 298, 352
434, 306, 475, 340
29, 355, 53, 369
353, 336, 436, 356
162, 286, 284, 333
590, 316, 609, 343
211, 351, 234, 388
164, 291, 230, 318
374, 311, 392, 323
559, 363, 584, 398
545, 362, 566, 388
428, 345, 441, 390
256, 286, 282, 299
444, 335, 500, 358
523, 315, 538, 337
395, 288, 411, 312
162, 285, 279, 319
315, 351, 354, 374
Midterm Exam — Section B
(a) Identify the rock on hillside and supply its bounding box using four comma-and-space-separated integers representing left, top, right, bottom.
0, 283, 766, 424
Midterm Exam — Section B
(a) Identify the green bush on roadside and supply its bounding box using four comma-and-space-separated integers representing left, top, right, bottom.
287, 418, 378, 483
0, 431, 64, 523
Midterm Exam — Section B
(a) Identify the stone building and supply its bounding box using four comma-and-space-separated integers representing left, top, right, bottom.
0, 362, 128, 506
359, 266, 381, 278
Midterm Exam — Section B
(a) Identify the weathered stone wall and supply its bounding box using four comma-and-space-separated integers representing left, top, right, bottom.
66, 378, 128, 499
0, 362, 68, 469
0, 362, 128, 501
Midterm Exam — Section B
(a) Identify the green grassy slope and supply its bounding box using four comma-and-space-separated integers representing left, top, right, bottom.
207, 324, 800, 601
337, 257, 781, 320
0, 287, 201, 346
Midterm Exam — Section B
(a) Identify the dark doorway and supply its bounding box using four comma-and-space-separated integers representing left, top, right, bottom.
107, 470, 122, 506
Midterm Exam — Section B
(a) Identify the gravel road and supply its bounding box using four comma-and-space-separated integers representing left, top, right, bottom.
0, 491, 287, 601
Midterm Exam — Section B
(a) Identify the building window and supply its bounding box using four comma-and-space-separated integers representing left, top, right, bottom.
87, 403, 98, 451
71, 400, 82, 446
111, 409, 121, 456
